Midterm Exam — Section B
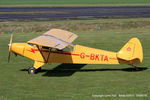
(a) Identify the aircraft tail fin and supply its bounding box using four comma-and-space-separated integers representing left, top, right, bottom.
117, 38, 143, 65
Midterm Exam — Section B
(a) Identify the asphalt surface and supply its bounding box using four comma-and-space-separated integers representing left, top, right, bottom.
0, 6, 150, 21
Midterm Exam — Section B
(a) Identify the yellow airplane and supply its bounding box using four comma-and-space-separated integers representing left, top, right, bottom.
8, 29, 143, 74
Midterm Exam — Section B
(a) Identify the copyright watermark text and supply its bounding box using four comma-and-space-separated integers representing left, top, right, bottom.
92, 94, 147, 98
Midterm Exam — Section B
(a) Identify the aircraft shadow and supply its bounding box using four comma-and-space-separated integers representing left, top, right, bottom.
20, 64, 148, 77
42, 64, 86, 77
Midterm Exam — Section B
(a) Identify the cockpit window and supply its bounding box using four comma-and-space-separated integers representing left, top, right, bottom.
51, 45, 75, 52
61, 46, 75, 52
42, 46, 49, 49
28, 43, 75, 52
28, 43, 36, 47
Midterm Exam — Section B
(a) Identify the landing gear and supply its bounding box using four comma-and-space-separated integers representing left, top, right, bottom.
28, 67, 37, 74
28, 61, 45, 74
131, 64, 139, 71
28, 67, 42, 74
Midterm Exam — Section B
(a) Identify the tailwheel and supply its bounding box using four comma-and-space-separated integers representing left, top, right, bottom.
131, 65, 139, 71
28, 67, 37, 74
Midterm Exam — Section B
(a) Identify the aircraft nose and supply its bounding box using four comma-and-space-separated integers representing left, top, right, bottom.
11, 43, 25, 56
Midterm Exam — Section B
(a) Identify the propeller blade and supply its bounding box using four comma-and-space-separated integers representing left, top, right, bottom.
9, 30, 13, 45
8, 30, 13, 63
8, 50, 11, 62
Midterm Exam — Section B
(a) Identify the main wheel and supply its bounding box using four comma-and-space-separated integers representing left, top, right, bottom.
28, 67, 37, 74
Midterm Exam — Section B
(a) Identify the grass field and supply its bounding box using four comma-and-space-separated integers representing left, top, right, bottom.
1, 0, 150, 4
0, 0, 150, 7
0, 18, 150, 100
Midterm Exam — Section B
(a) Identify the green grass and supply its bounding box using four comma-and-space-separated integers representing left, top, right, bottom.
0, 0, 150, 7
0, 18, 150, 100
0, 0, 150, 4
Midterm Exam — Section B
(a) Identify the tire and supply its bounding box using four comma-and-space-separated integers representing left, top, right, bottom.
28, 67, 37, 74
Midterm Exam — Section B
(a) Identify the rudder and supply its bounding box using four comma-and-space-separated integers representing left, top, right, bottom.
117, 38, 143, 65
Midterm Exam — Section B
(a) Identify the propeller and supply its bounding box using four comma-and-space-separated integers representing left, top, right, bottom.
8, 30, 13, 63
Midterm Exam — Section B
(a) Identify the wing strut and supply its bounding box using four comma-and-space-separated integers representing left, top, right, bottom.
36, 45, 47, 63
46, 48, 51, 63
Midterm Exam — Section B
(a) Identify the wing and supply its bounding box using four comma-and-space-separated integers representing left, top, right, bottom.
27, 29, 78, 50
